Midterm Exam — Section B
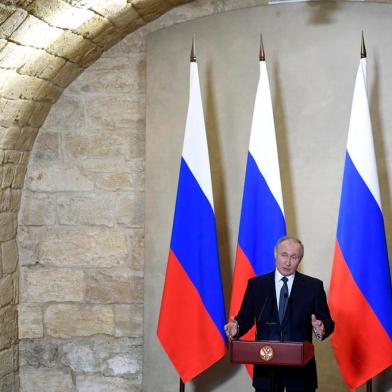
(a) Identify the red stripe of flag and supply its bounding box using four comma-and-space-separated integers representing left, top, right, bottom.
158, 251, 227, 382
329, 242, 392, 389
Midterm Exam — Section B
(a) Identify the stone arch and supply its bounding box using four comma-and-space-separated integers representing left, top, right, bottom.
0, 1, 193, 390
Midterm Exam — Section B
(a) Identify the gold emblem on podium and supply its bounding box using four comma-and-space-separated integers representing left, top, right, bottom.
259, 345, 274, 362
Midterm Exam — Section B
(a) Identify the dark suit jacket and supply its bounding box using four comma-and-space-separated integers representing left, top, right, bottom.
235, 271, 334, 391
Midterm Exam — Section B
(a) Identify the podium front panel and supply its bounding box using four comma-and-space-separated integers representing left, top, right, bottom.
230, 340, 314, 367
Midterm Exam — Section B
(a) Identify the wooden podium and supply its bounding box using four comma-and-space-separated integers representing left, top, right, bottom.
230, 339, 314, 367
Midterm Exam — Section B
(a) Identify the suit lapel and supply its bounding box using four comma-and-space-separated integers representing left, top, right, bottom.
265, 272, 279, 321
290, 272, 303, 301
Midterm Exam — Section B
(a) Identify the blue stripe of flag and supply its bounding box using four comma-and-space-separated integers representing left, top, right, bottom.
170, 158, 227, 342
238, 152, 286, 276
337, 152, 392, 339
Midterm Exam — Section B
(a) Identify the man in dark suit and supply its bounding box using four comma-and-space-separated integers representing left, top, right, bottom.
224, 236, 335, 392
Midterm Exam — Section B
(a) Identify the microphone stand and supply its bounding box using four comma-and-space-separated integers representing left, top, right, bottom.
256, 295, 270, 332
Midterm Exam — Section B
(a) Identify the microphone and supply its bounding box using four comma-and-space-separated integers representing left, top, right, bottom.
256, 296, 270, 341
256, 296, 270, 327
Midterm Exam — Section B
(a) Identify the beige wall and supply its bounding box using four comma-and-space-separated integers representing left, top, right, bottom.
145, 2, 392, 391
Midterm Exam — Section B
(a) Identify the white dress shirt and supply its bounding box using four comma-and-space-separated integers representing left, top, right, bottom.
274, 269, 323, 340
274, 269, 295, 310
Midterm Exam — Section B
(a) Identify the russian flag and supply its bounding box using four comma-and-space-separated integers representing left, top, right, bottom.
329, 45, 392, 390
157, 52, 227, 383
229, 43, 286, 375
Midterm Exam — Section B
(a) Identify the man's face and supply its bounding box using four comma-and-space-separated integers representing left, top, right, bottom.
275, 239, 302, 276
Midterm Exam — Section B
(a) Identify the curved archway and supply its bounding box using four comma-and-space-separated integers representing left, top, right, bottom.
0, 1, 194, 390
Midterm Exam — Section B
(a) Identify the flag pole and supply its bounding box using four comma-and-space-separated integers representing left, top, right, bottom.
158, 31, 227, 390
330, 27, 392, 391
229, 31, 287, 379
176, 36, 197, 392
362, 31, 373, 392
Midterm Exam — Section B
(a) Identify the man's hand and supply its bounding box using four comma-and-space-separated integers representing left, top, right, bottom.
224, 317, 238, 339
311, 314, 325, 339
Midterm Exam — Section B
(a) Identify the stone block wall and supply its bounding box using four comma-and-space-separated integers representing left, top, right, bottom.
0, 125, 27, 392
0, 1, 192, 390
13, 2, 263, 388
0, 0, 238, 389
16, 31, 146, 390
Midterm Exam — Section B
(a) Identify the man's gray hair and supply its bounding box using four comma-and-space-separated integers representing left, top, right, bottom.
274, 236, 304, 260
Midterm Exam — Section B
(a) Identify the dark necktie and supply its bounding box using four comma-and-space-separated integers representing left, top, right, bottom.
279, 276, 289, 323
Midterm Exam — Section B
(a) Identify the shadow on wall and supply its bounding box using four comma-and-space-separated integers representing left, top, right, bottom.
192, 59, 240, 391
306, 1, 342, 24
272, 59, 298, 237
204, 61, 233, 318
370, 52, 392, 256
